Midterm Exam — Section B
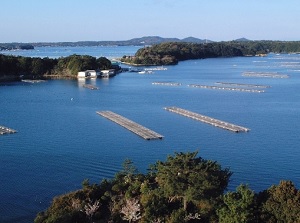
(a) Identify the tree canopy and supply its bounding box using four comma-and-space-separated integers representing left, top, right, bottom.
217, 184, 256, 223
34, 151, 300, 223
120, 41, 300, 65
257, 180, 300, 223
155, 151, 231, 212
0, 54, 113, 81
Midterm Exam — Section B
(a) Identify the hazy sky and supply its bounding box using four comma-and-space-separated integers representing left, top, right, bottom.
1, 0, 299, 43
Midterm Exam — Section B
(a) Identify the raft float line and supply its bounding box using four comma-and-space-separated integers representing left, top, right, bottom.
164, 107, 250, 133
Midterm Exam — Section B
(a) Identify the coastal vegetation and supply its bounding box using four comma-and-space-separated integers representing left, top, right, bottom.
34, 151, 300, 223
120, 41, 300, 65
0, 54, 113, 81
0, 43, 34, 51
2, 40, 300, 80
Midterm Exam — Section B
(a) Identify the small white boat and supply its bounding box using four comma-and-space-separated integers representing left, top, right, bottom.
138, 70, 153, 74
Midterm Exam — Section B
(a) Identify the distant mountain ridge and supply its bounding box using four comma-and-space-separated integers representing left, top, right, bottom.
182, 36, 212, 43
0, 36, 257, 50
126, 36, 211, 45
0, 36, 212, 48
34, 36, 211, 47
233, 37, 252, 42
126, 36, 180, 45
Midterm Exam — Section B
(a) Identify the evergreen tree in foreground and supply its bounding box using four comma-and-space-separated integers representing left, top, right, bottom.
34, 151, 300, 223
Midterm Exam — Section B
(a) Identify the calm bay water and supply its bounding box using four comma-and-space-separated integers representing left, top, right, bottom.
1, 47, 300, 222
1, 45, 139, 59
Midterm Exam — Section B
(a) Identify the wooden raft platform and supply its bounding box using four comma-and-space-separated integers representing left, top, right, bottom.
242, 72, 289, 78
82, 84, 99, 90
152, 82, 182, 86
215, 82, 271, 88
188, 84, 264, 93
21, 79, 45, 83
0, 126, 17, 135
96, 111, 163, 140
164, 107, 250, 133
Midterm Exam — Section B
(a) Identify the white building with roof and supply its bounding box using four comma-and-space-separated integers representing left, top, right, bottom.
77, 70, 100, 78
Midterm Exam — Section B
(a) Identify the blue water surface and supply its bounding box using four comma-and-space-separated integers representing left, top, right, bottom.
1, 47, 300, 222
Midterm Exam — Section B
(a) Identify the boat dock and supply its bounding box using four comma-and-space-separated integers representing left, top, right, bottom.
82, 84, 99, 90
0, 126, 17, 135
96, 111, 163, 140
188, 84, 264, 93
152, 82, 181, 86
242, 72, 289, 78
164, 107, 250, 133
215, 82, 271, 88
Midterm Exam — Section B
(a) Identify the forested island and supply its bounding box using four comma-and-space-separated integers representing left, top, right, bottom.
0, 54, 115, 82
120, 41, 300, 65
2, 40, 300, 81
0, 43, 34, 51
34, 151, 300, 223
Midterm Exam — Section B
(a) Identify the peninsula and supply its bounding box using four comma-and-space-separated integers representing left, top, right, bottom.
120, 40, 300, 65
0, 54, 116, 82
0, 43, 34, 51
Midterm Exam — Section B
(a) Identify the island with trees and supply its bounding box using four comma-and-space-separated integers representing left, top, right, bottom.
0, 43, 34, 51
120, 41, 300, 66
34, 151, 300, 223
2, 40, 300, 81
